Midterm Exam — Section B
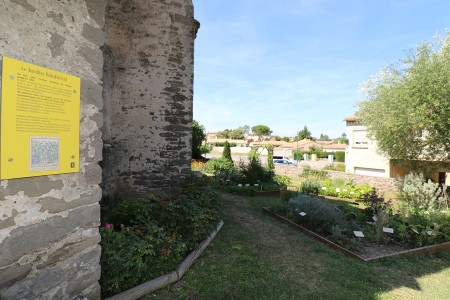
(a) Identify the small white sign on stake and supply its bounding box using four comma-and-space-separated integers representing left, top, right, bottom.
372, 216, 378, 222
427, 230, 435, 236
353, 231, 365, 238
383, 227, 394, 234
299, 212, 307, 217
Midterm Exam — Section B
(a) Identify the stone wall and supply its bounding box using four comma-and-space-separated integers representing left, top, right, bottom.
0, 0, 105, 298
101, 0, 196, 199
275, 166, 398, 195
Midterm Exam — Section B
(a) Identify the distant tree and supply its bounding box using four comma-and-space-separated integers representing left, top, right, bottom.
239, 125, 251, 136
358, 32, 450, 162
272, 135, 282, 141
319, 134, 330, 141
222, 140, 233, 162
333, 137, 347, 144
295, 125, 312, 141
251, 125, 272, 138
282, 136, 291, 142
192, 120, 207, 159
229, 128, 245, 139
216, 129, 231, 139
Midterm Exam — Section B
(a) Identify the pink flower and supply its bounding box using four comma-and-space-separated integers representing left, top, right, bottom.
160, 199, 167, 206
105, 223, 112, 229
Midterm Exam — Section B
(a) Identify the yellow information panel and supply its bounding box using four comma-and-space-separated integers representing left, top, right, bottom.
0, 56, 80, 179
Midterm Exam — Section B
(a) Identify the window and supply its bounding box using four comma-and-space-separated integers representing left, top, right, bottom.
353, 130, 368, 147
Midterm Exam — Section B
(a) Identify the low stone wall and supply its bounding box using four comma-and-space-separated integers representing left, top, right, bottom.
274, 166, 398, 195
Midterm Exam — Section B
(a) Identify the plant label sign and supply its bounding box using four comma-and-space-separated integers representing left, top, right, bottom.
383, 227, 394, 234
353, 231, 364, 238
0, 56, 80, 179
299, 212, 307, 217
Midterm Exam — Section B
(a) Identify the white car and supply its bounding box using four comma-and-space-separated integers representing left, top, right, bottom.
273, 159, 297, 166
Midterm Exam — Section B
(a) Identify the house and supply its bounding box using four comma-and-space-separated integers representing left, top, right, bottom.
344, 116, 450, 185
207, 132, 218, 140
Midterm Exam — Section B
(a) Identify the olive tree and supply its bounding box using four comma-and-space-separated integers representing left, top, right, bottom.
358, 32, 450, 162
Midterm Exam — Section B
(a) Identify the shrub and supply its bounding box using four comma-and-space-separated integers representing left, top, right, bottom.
288, 194, 350, 235
274, 174, 291, 186
322, 163, 345, 172
214, 142, 237, 147
222, 140, 233, 163
300, 168, 329, 181
300, 179, 321, 195
204, 157, 235, 175
398, 172, 444, 213
334, 151, 345, 162
238, 158, 274, 184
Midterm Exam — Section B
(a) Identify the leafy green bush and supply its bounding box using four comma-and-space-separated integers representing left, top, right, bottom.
204, 157, 235, 175
398, 172, 444, 213
300, 179, 321, 195
100, 177, 220, 298
300, 168, 329, 180
334, 151, 345, 162
274, 174, 291, 186
319, 178, 374, 200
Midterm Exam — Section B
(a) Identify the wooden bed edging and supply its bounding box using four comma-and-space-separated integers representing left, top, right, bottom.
262, 207, 450, 262
106, 220, 224, 300
255, 185, 287, 197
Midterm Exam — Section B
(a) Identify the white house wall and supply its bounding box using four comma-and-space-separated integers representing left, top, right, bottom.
345, 123, 391, 178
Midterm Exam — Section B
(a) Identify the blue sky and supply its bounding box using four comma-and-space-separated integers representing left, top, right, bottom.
192, 0, 449, 138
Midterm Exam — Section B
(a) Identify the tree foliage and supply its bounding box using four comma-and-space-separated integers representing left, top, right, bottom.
319, 134, 330, 141
358, 32, 450, 161
295, 125, 312, 141
192, 120, 206, 159
222, 140, 233, 163
266, 145, 274, 169
251, 125, 272, 136
217, 125, 249, 139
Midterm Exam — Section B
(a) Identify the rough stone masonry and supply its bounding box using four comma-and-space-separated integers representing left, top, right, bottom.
0, 0, 196, 299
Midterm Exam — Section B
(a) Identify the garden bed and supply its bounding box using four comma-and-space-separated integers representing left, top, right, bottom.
106, 220, 224, 300
263, 208, 450, 261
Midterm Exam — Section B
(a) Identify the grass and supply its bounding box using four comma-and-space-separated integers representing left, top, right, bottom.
145, 193, 450, 300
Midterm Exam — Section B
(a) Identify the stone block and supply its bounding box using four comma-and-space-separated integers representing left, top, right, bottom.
0, 204, 100, 267
0, 264, 32, 289
1, 245, 101, 299
82, 23, 105, 46
0, 177, 63, 199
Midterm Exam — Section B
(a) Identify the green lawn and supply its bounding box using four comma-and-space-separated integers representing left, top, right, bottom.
146, 193, 450, 300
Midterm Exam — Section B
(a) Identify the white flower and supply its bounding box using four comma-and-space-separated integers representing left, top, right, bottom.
254, 184, 259, 186
343, 189, 347, 192
336, 188, 340, 193
238, 184, 242, 187
350, 191, 354, 194
322, 187, 327, 190
245, 184, 250, 187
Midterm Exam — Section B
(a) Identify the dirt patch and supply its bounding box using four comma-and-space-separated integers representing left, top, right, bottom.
358, 240, 409, 259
